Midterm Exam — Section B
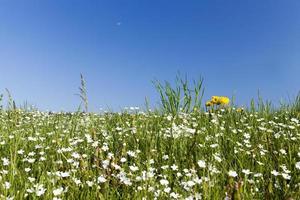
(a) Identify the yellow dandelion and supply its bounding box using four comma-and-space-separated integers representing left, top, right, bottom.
219, 96, 230, 105
211, 96, 221, 105
205, 101, 213, 107
210, 96, 230, 105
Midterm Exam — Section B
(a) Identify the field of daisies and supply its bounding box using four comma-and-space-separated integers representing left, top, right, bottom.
0, 76, 300, 200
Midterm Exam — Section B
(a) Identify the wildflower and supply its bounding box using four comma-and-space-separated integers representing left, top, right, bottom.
28, 177, 36, 183
17, 149, 24, 155
281, 173, 291, 180
107, 152, 114, 159
127, 151, 136, 157
291, 118, 299, 124
2, 158, 10, 166
92, 141, 99, 147
186, 180, 196, 187
35, 184, 46, 196
271, 170, 280, 176
205, 101, 213, 107
295, 162, 300, 170
160, 179, 169, 186
197, 160, 206, 168
123, 178, 132, 186
6, 196, 14, 200
56, 171, 70, 178
73, 178, 82, 185
25, 168, 31, 172
40, 157, 46, 161
53, 187, 64, 196
71, 152, 80, 159
210, 96, 230, 105
219, 96, 230, 105
101, 144, 109, 152
129, 165, 139, 172
164, 187, 171, 193
161, 165, 169, 170
244, 133, 250, 139
213, 154, 222, 162
279, 149, 287, 155
211, 96, 220, 105
149, 159, 155, 164
86, 181, 94, 187
97, 175, 107, 183
210, 144, 218, 148
254, 173, 262, 177
102, 160, 110, 169
242, 169, 251, 175
166, 115, 173, 121
4, 182, 10, 189
28, 152, 36, 156
170, 192, 180, 199
194, 177, 203, 184
228, 170, 238, 177
162, 155, 169, 160
28, 158, 36, 163
171, 164, 178, 171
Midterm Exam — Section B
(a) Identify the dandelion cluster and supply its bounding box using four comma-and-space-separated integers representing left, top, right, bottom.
206, 96, 230, 107
0, 107, 299, 199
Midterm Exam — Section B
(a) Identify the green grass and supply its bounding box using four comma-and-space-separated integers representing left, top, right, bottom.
0, 106, 299, 199
0, 76, 299, 199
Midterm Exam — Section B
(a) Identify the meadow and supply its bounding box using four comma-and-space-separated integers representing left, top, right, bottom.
0, 76, 299, 200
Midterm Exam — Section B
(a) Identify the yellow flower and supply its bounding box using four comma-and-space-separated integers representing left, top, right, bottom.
219, 96, 230, 105
211, 96, 221, 105
210, 96, 230, 105
205, 101, 213, 107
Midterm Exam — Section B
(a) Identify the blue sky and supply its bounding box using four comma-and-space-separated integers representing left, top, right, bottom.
0, 0, 300, 111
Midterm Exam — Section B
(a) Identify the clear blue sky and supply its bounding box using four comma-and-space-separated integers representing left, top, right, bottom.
0, 0, 299, 111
